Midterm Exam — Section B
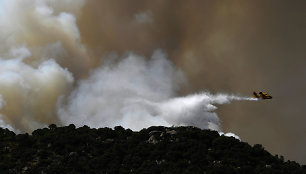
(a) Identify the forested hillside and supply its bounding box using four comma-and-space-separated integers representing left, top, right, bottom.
0, 125, 305, 174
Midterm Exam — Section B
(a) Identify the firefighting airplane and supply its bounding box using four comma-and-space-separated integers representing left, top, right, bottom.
253, 91, 272, 99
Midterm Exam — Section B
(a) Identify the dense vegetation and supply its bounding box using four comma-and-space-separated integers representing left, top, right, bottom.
0, 124, 305, 174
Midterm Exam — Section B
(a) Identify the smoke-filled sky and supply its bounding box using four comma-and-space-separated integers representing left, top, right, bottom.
0, 0, 306, 164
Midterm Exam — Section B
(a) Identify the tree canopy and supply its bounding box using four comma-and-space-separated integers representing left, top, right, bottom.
0, 125, 305, 174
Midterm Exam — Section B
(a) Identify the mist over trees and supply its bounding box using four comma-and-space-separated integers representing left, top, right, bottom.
0, 125, 305, 174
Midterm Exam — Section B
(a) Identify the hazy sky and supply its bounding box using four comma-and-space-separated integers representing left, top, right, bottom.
0, 0, 306, 164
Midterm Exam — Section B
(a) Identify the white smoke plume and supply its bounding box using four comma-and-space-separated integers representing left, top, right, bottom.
0, 0, 89, 77
58, 50, 255, 132
58, 50, 185, 130
0, 0, 83, 132
0, 47, 73, 132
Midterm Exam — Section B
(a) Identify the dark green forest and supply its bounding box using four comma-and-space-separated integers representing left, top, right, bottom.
0, 124, 305, 174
